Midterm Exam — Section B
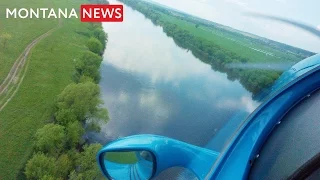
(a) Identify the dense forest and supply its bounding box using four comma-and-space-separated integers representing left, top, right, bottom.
119, 0, 313, 96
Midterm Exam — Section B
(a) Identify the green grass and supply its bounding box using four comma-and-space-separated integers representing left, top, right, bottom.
0, 0, 58, 83
160, 13, 302, 63
0, 0, 92, 179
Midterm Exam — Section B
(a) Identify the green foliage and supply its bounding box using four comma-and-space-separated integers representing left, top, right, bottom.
68, 171, 80, 180
55, 154, 73, 179
74, 144, 103, 180
54, 82, 101, 125
93, 28, 108, 49
25, 153, 56, 180
66, 121, 85, 148
88, 23, 101, 31
93, 107, 109, 121
87, 37, 103, 55
79, 75, 95, 83
0, 6, 98, 177
22, 22, 108, 180
75, 51, 102, 83
40, 175, 58, 180
25, 153, 72, 180
66, 144, 104, 179
86, 107, 109, 132
0, 0, 108, 178
35, 124, 66, 156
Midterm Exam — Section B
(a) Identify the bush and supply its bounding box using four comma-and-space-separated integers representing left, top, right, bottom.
74, 144, 103, 179
75, 51, 102, 83
25, 153, 73, 180
54, 82, 108, 126
66, 121, 85, 148
86, 37, 103, 55
55, 154, 73, 179
93, 28, 107, 49
25, 153, 56, 180
35, 124, 66, 156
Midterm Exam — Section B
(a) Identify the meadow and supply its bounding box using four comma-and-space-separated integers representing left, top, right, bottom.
0, 0, 92, 178
160, 13, 304, 64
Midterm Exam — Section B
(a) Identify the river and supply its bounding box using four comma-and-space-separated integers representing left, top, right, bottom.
91, 0, 258, 151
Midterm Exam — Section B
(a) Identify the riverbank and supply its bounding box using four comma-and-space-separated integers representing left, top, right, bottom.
119, 0, 314, 96
0, 0, 108, 179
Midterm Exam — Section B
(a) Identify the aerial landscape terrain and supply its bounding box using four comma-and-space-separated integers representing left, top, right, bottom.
120, 0, 314, 95
0, 0, 316, 179
0, 0, 108, 179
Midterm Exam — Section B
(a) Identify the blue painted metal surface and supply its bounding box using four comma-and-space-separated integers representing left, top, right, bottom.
104, 156, 153, 179
97, 135, 219, 179
207, 54, 320, 179
271, 54, 320, 92
97, 54, 320, 180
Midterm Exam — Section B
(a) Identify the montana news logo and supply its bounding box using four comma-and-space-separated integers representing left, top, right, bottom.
4, 5, 123, 22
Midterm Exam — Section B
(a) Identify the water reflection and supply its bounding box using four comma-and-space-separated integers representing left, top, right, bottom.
95, 1, 259, 149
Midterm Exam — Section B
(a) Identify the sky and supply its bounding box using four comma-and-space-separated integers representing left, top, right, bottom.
150, 0, 320, 53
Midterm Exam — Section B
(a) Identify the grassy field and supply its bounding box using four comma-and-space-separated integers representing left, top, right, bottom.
160, 13, 302, 64
0, 0, 92, 179
0, 0, 57, 83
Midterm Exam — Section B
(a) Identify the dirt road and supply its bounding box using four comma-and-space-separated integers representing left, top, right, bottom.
0, 28, 57, 111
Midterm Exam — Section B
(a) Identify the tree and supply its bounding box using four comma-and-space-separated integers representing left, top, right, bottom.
0, 33, 12, 49
25, 153, 73, 180
93, 28, 107, 49
40, 175, 58, 180
75, 51, 102, 82
55, 82, 108, 126
25, 153, 56, 180
66, 121, 85, 148
86, 37, 103, 55
86, 107, 109, 132
79, 75, 95, 83
73, 144, 103, 180
55, 154, 73, 179
35, 124, 66, 156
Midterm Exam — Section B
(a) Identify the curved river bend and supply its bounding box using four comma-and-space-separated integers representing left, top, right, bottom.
93, 0, 258, 151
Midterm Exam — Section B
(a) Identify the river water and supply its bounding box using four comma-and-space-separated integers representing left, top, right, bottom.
94, 1, 258, 150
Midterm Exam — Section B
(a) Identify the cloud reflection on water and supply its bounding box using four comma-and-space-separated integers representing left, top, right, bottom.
97, 3, 259, 147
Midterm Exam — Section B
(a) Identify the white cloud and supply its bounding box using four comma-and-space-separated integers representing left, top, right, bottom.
102, 10, 232, 84
215, 95, 259, 113
317, 25, 320, 30
193, 0, 208, 3
224, 0, 249, 9
274, 0, 287, 4
118, 91, 129, 103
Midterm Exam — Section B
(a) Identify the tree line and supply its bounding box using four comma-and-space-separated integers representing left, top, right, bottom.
120, 0, 285, 96
24, 23, 108, 180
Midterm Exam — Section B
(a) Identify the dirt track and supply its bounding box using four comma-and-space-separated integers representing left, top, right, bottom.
0, 28, 57, 111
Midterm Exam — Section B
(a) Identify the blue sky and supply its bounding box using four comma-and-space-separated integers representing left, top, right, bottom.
150, 0, 320, 53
